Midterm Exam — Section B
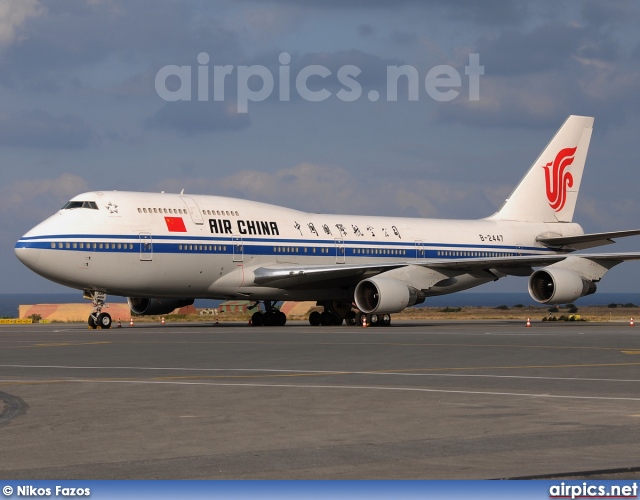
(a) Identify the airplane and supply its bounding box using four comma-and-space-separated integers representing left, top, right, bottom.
14, 115, 640, 329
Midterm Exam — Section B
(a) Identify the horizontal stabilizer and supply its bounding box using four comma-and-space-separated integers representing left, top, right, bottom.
537, 229, 640, 250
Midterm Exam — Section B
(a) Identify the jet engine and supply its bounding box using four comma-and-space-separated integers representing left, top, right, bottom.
528, 268, 597, 304
354, 277, 422, 314
127, 297, 195, 316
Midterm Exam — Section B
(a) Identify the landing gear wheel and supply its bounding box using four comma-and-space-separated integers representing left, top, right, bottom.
263, 311, 276, 326
97, 313, 112, 329
86, 290, 109, 331
354, 312, 364, 327
251, 311, 264, 326
277, 311, 287, 326
380, 314, 391, 327
320, 311, 333, 326
331, 313, 343, 326
367, 314, 379, 327
309, 311, 321, 326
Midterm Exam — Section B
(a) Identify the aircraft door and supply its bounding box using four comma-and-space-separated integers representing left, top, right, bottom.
139, 233, 153, 261
180, 196, 204, 225
233, 237, 243, 262
335, 238, 346, 264
415, 240, 426, 261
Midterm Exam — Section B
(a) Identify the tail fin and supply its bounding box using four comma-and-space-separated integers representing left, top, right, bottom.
488, 115, 594, 223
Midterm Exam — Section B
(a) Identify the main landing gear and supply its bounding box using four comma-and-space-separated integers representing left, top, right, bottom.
308, 301, 392, 327
248, 300, 286, 327
85, 290, 112, 329
245, 300, 392, 328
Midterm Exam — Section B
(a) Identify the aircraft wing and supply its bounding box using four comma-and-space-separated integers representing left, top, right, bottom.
252, 252, 640, 288
537, 229, 640, 250
252, 262, 408, 287
425, 252, 640, 278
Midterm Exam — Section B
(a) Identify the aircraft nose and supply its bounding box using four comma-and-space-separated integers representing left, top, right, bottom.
15, 244, 41, 271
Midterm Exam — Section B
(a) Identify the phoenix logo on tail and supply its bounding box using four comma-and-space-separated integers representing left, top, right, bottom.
542, 147, 577, 212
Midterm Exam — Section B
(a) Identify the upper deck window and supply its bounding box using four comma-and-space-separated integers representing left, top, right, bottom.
62, 201, 99, 210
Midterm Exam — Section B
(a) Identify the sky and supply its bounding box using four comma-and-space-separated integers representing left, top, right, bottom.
2, 0, 640, 295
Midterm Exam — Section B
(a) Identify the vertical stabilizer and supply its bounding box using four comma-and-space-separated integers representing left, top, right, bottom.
488, 115, 594, 223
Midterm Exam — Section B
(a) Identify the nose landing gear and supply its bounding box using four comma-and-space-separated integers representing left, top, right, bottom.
85, 290, 112, 329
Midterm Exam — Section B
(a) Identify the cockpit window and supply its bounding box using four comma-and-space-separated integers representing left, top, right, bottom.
62, 201, 99, 210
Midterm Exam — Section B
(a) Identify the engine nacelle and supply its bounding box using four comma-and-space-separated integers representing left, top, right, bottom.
127, 297, 194, 316
528, 268, 597, 304
354, 277, 421, 314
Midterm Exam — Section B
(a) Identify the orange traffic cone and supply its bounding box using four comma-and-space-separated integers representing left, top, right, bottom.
630, 317, 635, 327
161, 317, 165, 325
362, 315, 368, 328
129, 318, 134, 327
526, 318, 531, 328
117, 319, 122, 328
248, 318, 252, 326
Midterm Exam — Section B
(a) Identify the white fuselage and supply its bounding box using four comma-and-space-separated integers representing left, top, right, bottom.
15, 190, 582, 301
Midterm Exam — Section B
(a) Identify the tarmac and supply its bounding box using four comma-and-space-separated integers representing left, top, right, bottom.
1, 319, 640, 479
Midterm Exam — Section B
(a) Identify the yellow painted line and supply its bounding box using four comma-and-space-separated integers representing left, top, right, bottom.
621, 350, 640, 355
0, 341, 111, 349
0, 380, 75, 386
152, 372, 352, 381
0, 377, 139, 386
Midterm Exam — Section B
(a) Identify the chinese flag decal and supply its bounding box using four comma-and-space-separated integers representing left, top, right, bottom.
165, 216, 187, 232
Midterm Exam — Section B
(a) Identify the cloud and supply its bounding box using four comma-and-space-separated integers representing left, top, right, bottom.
581, 0, 640, 29
152, 162, 495, 219
358, 24, 375, 37
0, 1, 242, 91
433, 15, 640, 129
0, 109, 95, 149
0, 173, 89, 233
145, 100, 251, 135
475, 23, 619, 77
0, 0, 44, 48
255, 0, 528, 23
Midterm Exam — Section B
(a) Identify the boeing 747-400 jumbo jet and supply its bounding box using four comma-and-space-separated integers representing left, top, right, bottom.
15, 115, 640, 328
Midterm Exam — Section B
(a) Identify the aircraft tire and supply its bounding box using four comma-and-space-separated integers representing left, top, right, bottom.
264, 312, 277, 326
251, 311, 264, 326
277, 311, 287, 326
368, 313, 379, 327
309, 311, 321, 326
381, 314, 391, 327
331, 313, 343, 326
88, 315, 97, 329
320, 311, 333, 326
97, 313, 112, 329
